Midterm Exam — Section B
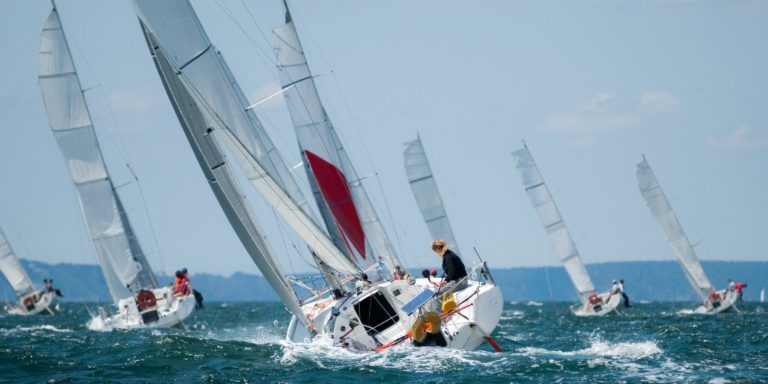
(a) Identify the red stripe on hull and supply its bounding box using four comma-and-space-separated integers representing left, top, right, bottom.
304, 150, 366, 259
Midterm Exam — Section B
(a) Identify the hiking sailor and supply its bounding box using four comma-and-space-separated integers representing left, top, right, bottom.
431, 240, 468, 292
618, 279, 630, 307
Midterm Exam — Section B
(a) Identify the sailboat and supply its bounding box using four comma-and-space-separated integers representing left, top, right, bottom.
0, 227, 59, 315
512, 143, 623, 316
636, 155, 737, 314
133, 0, 502, 351
37, 4, 196, 331
403, 135, 460, 252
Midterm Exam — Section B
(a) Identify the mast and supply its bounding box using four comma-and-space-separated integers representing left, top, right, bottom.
403, 135, 460, 253
636, 155, 714, 302
136, 20, 310, 326
0, 227, 36, 299
511, 143, 596, 304
37, 7, 158, 304
273, 3, 403, 276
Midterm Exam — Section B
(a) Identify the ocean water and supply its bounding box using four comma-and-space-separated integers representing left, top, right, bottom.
1, 301, 766, 383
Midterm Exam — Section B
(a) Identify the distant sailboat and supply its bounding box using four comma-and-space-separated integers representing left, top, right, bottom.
37, 4, 195, 330
403, 135, 460, 252
133, 0, 502, 351
636, 155, 737, 314
0, 227, 59, 315
760, 288, 765, 303
512, 143, 624, 316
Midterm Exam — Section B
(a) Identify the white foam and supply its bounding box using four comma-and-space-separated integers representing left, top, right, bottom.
519, 337, 662, 360
525, 301, 543, 307
0, 324, 72, 335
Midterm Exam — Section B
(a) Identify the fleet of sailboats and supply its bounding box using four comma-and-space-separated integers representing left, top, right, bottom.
0, 0, 758, 348
36, 4, 196, 330
636, 155, 739, 314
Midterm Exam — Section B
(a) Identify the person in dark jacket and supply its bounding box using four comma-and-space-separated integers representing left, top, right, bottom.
432, 240, 468, 292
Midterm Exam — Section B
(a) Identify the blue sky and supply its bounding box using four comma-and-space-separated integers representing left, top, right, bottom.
0, 1, 766, 285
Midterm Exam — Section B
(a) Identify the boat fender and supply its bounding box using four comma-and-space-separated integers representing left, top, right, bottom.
441, 292, 457, 315
136, 290, 157, 310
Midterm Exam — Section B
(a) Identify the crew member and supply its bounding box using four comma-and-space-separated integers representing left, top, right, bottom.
432, 240, 467, 292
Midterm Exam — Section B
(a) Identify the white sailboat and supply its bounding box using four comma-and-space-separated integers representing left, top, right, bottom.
403, 135, 460, 252
0, 227, 59, 315
636, 155, 737, 314
512, 143, 623, 316
761, 288, 765, 303
133, 0, 502, 351
37, 5, 195, 331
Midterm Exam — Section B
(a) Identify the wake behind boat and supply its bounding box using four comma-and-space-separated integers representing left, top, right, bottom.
37, 4, 195, 331
0, 227, 61, 316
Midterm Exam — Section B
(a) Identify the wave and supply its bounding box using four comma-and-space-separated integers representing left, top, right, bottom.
0, 324, 73, 335
519, 337, 662, 360
525, 301, 544, 307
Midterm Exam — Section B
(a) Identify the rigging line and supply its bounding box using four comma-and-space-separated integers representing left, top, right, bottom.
126, 164, 168, 276
212, 0, 279, 82
271, 207, 298, 278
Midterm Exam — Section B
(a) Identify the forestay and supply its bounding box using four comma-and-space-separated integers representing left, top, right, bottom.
37, 8, 157, 304
511, 144, 595, 303
0, 227, 35, 298
137, 22, 309, 326
403, 136, 459, 252
273, 7, 402, 275
636, 155, 713, 301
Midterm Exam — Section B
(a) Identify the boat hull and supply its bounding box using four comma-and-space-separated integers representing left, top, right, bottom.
87, 286, 196, 331
693, 289, 739, 315
571, 291, 624, 317
4, 290, 58, 316
286, 268, 503, 352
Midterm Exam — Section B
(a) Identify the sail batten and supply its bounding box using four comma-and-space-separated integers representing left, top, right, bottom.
636, 156, 713, 302
403, 137, 459, 252
37, 9, 157, 304
512, 145, 596, 303
0, 228, 36, 298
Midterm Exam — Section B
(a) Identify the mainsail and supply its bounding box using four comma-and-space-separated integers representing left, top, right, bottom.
511, 144, 595, 303
273, 5, 402, 274
136, 20, 311, 325
636, 155, 713, 301
37, 7, 158, 304
403, 136, 459, 252
0, 227, 35, 298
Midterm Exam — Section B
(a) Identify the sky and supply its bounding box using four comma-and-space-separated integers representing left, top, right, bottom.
0, 0, 766, 284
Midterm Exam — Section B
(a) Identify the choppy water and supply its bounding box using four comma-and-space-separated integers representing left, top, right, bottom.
1, 301, 766, 383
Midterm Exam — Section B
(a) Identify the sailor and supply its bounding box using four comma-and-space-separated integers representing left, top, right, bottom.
355, 273, 372, 289
611, 280, 620, 295
173, 270, 190, 297
393, 266, 408, 281
734, 281, 747, 301
44, 278, 53, 292
432, 240, 467, 292
619, 279, 630, 307
728, 278, 736, 292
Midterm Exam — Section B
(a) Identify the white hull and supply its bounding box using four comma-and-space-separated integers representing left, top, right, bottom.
571, 291, 623, 317
87, 286, 196, 331
286, 263, 503, 352
693, 289, 738, 315
4, 289, 58, 316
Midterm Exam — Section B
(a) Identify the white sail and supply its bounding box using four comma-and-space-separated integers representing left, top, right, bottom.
403, 136, 459, 252
760, 288, 765, 303
0, 227, 36, 298
636, 155, 713, 302
137, 22, 309, 326
511, 144, 595, 303
273, 6, 402, 275
131, 0, 315, 225
38, 8, 158, 304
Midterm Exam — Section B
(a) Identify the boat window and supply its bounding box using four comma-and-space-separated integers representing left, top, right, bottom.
353, 291, 399, 334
